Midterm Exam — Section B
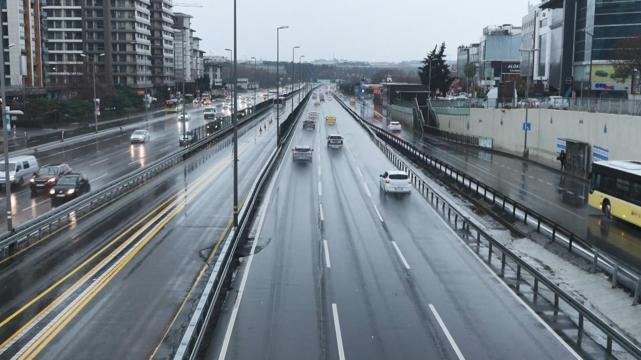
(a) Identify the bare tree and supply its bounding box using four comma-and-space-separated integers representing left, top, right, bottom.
613, 34, 641, 80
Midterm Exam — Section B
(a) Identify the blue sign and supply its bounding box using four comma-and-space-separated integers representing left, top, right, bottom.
522, 122, 532, 132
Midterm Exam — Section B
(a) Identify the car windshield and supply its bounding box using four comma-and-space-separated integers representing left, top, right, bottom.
133, 130, 146, 136
295, 148, 311, 152
389, 174, 408, 180
38, 166, 60, 176
57, 176, 79, 185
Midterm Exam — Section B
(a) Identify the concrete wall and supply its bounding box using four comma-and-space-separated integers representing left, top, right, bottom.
439, 108, 641, 167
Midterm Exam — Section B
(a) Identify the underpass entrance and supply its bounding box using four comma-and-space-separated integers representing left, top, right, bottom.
560, 138, 591, 178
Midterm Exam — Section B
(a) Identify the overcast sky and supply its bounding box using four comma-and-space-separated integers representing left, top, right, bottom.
183, 0, 532, 62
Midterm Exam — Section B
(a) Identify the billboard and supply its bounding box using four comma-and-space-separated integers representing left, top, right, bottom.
591, 64, 630, 91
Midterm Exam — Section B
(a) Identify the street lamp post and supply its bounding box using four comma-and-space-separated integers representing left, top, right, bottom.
0, 24, 12, 231
231, 1, 239, 227
225, 48, 232, 98
80, 52, 105, 134
519, 47, 539, 158
298, 55, 305, 104
291, 46, 299, 114
251, 56, 257, 111
276, 25, 288, 144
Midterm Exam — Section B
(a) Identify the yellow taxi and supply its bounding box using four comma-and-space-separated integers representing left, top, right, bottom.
325, 115, 336, 125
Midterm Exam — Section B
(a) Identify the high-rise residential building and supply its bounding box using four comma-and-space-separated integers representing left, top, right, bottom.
42, 0, 83, 87
82, 0, 153, 88
173, 12, 192, 84
1, 0, 43, 91
191, 35, 203, 80
150, 0, 174, 87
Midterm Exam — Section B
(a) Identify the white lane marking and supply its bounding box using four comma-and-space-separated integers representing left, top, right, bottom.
320, 203, 325, 222
91, 157, 110, 166
93, 173, 108, 182
373, 204, 384, 223
546, 182, 553, 186
426, 198, 583, 360
356, 166, 364, 178
323, 239, 332, 269
363, 183, 372, 198
318, 181, 323, 197
128, 160, 140, 166
332, 303, 346, 360
578, 195, 585, 200
318, 165, 322, 177
428, 304, 466, 360
217, 129, 287, 360
21, 199, 49, 212
391, 241, 411, 270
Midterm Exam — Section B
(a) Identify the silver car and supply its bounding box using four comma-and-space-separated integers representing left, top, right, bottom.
292, 146, 313, 161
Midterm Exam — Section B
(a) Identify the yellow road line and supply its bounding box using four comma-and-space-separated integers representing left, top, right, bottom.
0, 153, 230, 352
8, 136, 258, 358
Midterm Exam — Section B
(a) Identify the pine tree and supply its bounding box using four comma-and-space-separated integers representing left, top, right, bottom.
418, 42, 453, 97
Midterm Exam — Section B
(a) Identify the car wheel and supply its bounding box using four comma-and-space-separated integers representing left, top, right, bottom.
17, 177, 24, 186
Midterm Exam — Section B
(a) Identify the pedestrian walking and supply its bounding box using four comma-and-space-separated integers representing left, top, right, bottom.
557, 150, 567, 171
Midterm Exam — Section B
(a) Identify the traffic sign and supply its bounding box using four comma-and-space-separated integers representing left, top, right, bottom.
522, 122, 532, 132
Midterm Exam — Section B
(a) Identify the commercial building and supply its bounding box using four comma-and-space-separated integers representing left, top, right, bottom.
456, 43, 480, 87
541, 0, 641, 98
478, 24, 522, 88
520, 2, 564, 94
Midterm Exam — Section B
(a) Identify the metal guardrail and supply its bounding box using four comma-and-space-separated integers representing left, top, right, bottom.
0, 99, 276, 257
173, 88, 316, 360
336, 94, 641, 359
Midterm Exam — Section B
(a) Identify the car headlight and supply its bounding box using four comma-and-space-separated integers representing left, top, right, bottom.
30, 178, 35, 183
67, 188, 75, 195
49, 188, 55, 195
47, 178, 56, 183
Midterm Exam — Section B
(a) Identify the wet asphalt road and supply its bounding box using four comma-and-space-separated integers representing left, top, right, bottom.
0, 97, 296, 359
205, 96, 578, 360
0, 93, 272, 230
354, 100, 641, 271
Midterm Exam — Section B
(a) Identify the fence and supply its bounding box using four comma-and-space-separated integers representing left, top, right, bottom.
336, 94, 641, 359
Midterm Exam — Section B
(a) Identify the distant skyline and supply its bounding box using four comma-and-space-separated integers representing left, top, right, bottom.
183, 0, 532, 62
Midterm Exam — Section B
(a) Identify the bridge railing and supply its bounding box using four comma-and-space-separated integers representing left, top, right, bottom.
336, 93, 641, 360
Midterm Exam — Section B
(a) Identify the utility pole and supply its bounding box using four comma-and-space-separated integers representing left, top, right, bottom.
276, 25, 288, 144
291, 46, 299, 114
182, 44, 187, 139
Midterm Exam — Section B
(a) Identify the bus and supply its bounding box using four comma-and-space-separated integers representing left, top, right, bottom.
165, 99, 181, 113
589, 160, 641, 227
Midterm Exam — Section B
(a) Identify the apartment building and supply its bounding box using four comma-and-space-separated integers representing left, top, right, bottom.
42, 0, 83, 86
150, 0, 174, 87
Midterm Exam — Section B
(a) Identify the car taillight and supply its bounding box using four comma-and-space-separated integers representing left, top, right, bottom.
384, 179, 391, 184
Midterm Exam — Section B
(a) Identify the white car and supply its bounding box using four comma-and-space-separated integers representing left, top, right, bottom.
379, 170, 411, 194
388, 121, 402, 132
130, 129, 150, 143
178, 113, 191, 122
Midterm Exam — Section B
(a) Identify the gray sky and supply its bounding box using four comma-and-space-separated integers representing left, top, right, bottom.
184, 0, 532, 62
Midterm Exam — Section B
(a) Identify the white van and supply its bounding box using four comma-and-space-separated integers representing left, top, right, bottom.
0, 155, 39, 186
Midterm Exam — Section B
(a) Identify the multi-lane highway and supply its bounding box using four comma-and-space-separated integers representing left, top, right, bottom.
0, 92, 275, 229
352, 99, 641, 271
204, 95, 580, 359
0, 95, 298, 359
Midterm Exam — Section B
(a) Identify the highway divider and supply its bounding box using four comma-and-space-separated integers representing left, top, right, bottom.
336, 94, 641, 359
0, 97, 285, 258
339, 95, 641, 300
172, 86, 316, 360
